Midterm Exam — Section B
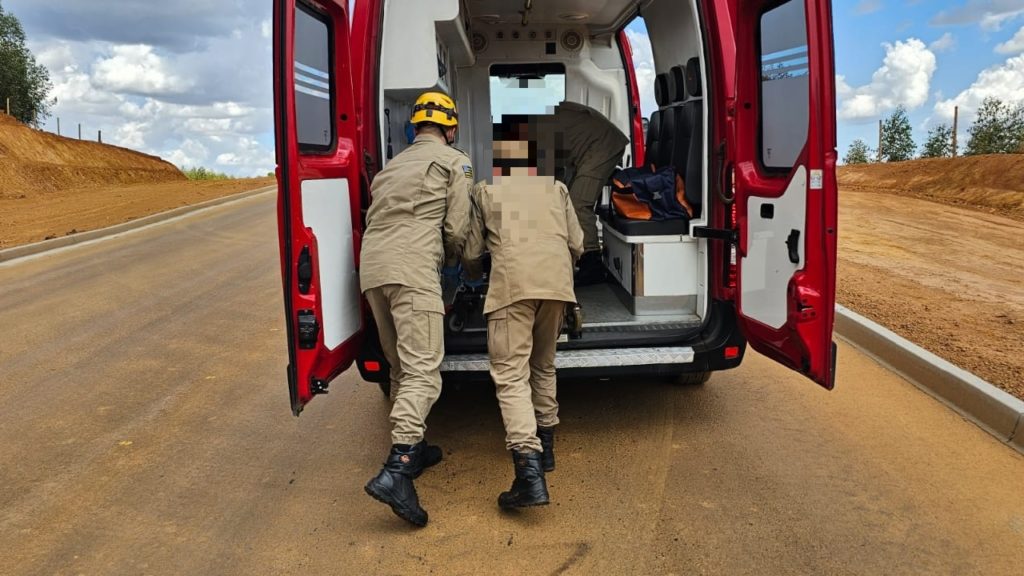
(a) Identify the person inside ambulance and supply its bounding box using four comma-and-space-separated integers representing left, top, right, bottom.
532, 102, 628, 285
463, 131, 584, 509
359, 91, 473, 527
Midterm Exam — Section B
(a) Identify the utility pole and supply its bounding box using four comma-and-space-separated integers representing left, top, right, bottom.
98, 130, 102, 144
952, 105, 959, 158
877, 119, 883, 162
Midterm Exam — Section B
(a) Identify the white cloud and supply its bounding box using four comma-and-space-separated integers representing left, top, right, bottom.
625, 29, 657, 119
932, 1, 1024, 31
28, 9, 275, 177
929, 32, 956, 53
855, 0, 883, 16
92, 45, 192, 96
933, 54, 1024, 124
995, 26, 1024, 54
261, 19, 272, 40
215, 137, 275, 173
837, 38, 937, 121
166, 139, 210, 168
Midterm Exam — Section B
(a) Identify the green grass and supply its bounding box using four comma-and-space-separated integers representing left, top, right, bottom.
181, 166, 233, 181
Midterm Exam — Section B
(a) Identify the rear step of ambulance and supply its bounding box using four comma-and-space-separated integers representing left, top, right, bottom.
441, 346, 694, 372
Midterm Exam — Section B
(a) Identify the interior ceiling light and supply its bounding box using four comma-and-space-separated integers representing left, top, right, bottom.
558, 12, 589, 22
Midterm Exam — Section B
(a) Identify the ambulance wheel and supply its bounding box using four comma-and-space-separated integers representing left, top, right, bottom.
377, 380, 391, 398
675, 371, 711, 386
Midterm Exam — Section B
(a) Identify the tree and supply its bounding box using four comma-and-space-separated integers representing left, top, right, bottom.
921, 124, 953, 158
879, 105, 916, 162
0, 1, 52, 127
843, 139, 871, 164
965, 97, 1024, 155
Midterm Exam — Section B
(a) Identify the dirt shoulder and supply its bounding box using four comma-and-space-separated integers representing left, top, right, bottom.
837, 189, 1024, 400
0, 178, 275, 249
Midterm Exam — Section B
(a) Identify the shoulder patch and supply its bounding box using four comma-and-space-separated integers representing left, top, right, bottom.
462, 165, 474, 179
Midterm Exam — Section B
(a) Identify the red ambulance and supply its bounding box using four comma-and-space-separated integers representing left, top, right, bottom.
273, 0, 838, 415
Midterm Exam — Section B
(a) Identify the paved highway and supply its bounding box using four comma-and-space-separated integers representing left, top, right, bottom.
1, 193, 1022, 575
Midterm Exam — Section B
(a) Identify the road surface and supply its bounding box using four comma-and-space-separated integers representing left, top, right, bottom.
1, 193, 1022, 575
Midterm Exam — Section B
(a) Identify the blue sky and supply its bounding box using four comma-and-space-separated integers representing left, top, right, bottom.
7, 0, 1024, 174
628, 0, 1024, 162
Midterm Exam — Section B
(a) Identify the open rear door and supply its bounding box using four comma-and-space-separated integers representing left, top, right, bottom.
729, 0, 838, 388
274, 0, 363, 414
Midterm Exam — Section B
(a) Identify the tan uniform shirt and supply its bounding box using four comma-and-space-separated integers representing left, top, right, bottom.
359, 132, 474, 295
464, 176, 585, 314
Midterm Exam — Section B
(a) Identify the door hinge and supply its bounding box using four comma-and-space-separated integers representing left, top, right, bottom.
692, 226, 737, 243
311, 379, 329, 395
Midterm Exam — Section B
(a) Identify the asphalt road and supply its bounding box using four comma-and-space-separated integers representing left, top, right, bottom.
1, 193, 1022, 576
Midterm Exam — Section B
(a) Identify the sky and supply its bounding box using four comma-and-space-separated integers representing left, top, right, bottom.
626, 0, 1024, 161
6, 0, 1024, 175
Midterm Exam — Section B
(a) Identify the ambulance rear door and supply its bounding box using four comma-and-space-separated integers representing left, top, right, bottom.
714, 0, 839, 388
274, 0, 364, 415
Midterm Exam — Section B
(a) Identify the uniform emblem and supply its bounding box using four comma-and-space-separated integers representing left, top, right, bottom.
462, 165, 474, 179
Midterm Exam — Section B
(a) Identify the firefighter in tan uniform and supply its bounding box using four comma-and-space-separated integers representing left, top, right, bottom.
464, 136, 585, 509
361, 92, 473, 527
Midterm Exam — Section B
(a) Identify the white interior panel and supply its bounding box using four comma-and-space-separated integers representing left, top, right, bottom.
643, 240, 696, 297
301, 178, 360, 349
380, 0, 459, 93
741, 166, 807, 329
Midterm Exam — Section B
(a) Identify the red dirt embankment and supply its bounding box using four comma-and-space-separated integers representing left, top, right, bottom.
0, 113, 184, 194
839, 154, 1024, 222
0, 114, 273, 248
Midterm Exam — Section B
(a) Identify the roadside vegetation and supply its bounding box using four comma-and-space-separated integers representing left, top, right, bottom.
844, 97, 1024, 164
182, 166, 234, 181
0, 0, 52, 127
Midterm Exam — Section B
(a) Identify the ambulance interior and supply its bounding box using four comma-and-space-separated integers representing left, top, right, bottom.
377, 0, 711, 348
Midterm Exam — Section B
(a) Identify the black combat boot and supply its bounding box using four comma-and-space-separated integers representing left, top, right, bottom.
410, 440, 443, 478
498, 451, 550, 509
364, 444, 429, 527
536, 427, 555, 472
574, 251, 606, 286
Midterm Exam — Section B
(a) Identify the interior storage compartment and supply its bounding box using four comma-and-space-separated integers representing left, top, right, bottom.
602, 223, 698, 316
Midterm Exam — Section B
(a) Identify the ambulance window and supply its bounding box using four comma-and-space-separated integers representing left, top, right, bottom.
294, 3, 334, 151
759, 0, 809, 170
490, 63, 566, 116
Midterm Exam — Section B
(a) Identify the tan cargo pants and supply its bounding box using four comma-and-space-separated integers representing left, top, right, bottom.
487, 299, 564, 453
365, 284, 445, 446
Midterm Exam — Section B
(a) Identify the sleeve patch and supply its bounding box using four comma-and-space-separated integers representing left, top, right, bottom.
462, 165, 474, 179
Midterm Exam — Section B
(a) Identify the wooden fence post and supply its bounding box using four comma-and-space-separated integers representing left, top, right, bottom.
952, 105, 959, 158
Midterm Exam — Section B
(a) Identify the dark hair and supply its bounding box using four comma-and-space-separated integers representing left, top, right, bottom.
415, 122, 449, 136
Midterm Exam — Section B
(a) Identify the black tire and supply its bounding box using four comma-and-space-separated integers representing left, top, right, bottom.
675, 371, 711, 386
377, 379, 391, 398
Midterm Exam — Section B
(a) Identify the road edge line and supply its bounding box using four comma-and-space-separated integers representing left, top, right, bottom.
834, 305, 1024, 456
0, 186, 276, 264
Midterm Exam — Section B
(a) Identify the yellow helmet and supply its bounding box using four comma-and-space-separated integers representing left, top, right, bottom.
410, 91, 459, 127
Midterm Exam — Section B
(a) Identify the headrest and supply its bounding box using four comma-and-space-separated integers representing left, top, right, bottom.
669, 65, 687, 102
685, 58, 702, 97
654, 73, 670, 107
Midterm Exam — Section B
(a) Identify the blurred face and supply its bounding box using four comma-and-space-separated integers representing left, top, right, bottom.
492, 139, 536, 178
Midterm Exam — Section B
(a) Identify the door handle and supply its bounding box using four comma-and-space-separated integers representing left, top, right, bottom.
786, 229, 800, 264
